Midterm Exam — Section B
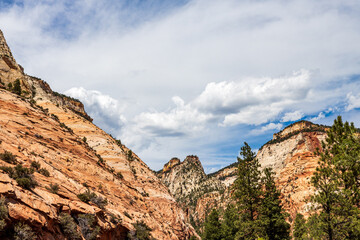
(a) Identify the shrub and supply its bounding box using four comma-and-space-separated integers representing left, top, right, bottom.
0, 164, 37, 190
30, 161, 41, 170
96, 154, 105, 165
38, 168, 50, 177
127, 150, 133, 161
77, 190, 94, 203
0, 196, 8, 231
82, 137, 87, 143
90, 195, 108, 209
77, 214, 100, 240
14, 222, 35, 240
47, 183, 60, 194
13, 79, 22, 96
59, 213, 81, 240
116, 172, 123, 179
16, 178, 37, 190
77, 190, 107, 209
0, 151, 17, 164
128, 220, 154, 240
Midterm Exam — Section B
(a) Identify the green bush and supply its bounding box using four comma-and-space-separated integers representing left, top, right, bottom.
30, 161, 41, 170
13, 79, 22, 96
77, 190, 107, 209
127, 150, 134, 161
16, 178, 37, 190
38, 168, 50, 177
77, 190, 94, 203
128, 220, 154, 240
0, 151, 17, 164
47, 183, 60, 194
14, 222, 35, 240
59, 213, 81, 240
0, 164, 37, 190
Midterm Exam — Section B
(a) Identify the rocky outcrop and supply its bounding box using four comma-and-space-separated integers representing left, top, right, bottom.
162, 158, 181, 173
160, 121, 328, 230
157, 156, 226, 231
0, 29, 196, 240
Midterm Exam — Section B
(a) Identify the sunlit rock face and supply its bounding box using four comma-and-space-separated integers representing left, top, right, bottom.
159, 121, 327, 229
0, 29, 197, 240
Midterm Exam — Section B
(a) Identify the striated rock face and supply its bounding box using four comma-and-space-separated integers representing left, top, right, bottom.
258, 125, 327, 219
0, 29, 196, 240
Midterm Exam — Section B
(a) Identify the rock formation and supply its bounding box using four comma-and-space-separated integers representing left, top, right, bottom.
0, 29, 197, 240
158, 121, 328, 229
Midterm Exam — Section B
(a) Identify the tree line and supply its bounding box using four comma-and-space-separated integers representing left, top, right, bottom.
201, 116, 360, 240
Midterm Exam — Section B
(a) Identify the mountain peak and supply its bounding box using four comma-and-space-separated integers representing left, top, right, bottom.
273, 120, 325, 140
0, 29, 20, 71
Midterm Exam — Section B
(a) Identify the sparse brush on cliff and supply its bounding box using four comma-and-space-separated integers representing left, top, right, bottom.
77, 190, 108, 209
14, 222, 35, 240
77, 214, 100, 240
46, 183, 60, 194
128, 220, 154, 240
0, 164, 37, 190
0, 150, 17, 164
0, 196, 8, 231
59, 213, 81, 240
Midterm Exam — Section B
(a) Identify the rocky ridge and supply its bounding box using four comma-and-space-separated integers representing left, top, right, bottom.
158, 121, 328, 229
0, 29, 196, 239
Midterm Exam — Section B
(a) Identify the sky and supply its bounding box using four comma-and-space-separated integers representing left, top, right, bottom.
1, 0, 360, 173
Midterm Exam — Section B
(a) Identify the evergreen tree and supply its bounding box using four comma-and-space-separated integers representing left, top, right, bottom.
259, 168, 290, 240
221, 204, 239, 240
233, 142, 262, 240
13, 79, 21, 95
293, 213, 308, 240
203, 209, 222, 240
310, 116, 360, 239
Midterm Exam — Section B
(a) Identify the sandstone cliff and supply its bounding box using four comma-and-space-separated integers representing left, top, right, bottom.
0, 29, 196, 240
158, 121, 328, 230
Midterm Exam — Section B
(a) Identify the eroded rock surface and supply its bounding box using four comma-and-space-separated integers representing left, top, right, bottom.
0, 29, 196, 240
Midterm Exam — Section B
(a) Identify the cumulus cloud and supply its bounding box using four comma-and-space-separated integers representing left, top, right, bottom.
65, 87, 126, 134
281, 110, 304, 122
134, 96, 212, 137
308, 112, 325, 122
1, 0, 360, 171
346, 93, 360, 111
250, 123, 283, 136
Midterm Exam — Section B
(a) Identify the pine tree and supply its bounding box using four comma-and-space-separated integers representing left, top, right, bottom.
310, 116, 360, 239
13, 79, 21, 96
233, 142, 262, 240
259, 168, 290, 240
221, 204, 239, 240
293, 213, 308, 240
203, 209, 222, 240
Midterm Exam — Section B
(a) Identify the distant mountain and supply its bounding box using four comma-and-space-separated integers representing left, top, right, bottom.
157, 121, 328, 231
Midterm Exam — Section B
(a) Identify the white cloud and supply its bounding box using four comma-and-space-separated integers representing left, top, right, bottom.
346, 93, 360, 111
1, 0, 360, 171
281, 110, 304, 122
250, 123, 283, 136
308, 112, 325, 122
65, 87, 126, 134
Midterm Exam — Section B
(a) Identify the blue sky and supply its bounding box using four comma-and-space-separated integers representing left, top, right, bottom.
1, 0, 360, 173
